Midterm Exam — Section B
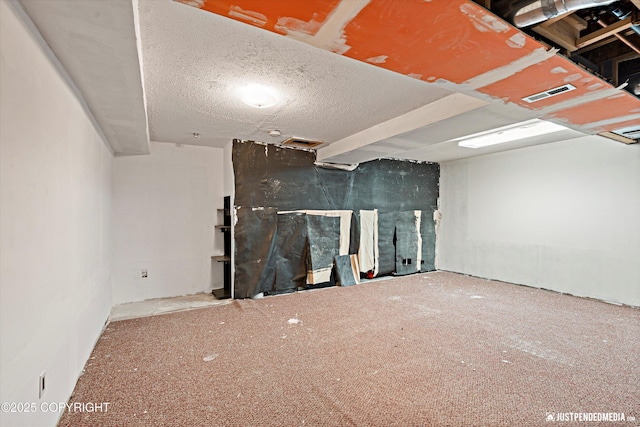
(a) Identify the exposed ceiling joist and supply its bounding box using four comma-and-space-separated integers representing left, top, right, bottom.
573, 32, 633, 55
597, 19, 640, 54
540, 11, 577, 27
576, 17, 633, 48
532, 12, 587, 52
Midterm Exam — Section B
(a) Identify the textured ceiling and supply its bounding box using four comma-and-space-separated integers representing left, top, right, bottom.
138, 0, 454, 149
15, 0, 640, 162
180, 0, 640, 163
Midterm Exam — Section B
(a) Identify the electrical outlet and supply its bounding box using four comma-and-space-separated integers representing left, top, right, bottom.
141, 269, 148, 278
39, 371, 46, 399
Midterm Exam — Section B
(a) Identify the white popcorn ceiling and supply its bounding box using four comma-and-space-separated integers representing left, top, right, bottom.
16, 0, 605, 162
137, 0, 454, 149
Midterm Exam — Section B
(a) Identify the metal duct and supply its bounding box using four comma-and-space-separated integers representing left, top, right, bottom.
513, 0, 618, 27
609, 3, 640, 36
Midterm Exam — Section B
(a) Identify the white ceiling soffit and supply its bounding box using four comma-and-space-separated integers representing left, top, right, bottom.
19, 0, 150, 155
319, 97, 585, 163
137, 0, 454, 149
316, 93, 489, 162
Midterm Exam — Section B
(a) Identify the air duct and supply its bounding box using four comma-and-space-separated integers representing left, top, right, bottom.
513, 0, 618, 27
609, 3, 640, 36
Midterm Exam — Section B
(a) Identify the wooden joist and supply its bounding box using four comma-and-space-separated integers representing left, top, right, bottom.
576, 17, 633, 48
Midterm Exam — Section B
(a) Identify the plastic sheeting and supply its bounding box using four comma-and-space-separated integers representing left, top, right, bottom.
234, 207, 278, 299
377, 212, 397, 276
395, 211, 421, 276
334, 255, 360, 287
420, 212, 436, 272
274, 213, 308, 294
232, 140, 439, 298
306, 215, 340, 285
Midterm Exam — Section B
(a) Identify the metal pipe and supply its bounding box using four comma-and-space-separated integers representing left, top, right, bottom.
514, 0, 618, 27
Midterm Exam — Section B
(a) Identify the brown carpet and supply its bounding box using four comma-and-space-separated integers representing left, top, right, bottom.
59, 272, 639, 426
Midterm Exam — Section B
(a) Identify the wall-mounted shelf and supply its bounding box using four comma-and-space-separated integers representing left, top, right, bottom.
212, 197, 232, 300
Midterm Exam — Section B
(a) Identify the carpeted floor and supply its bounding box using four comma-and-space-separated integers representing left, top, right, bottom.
59, 272, 639, 426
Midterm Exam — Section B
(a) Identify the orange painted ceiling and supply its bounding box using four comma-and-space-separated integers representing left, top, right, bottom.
177, 0, 640, 136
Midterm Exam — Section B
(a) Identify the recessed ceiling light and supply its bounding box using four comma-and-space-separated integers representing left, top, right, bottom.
238, 83, 280, 108
455, 119, 568, 149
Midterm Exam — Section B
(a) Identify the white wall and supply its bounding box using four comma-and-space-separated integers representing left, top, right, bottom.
0, 2, 114, 426
111, 141, 224, 305
438, 135, 640, 306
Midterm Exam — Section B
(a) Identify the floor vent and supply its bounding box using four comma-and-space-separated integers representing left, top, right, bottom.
522, 84, 576, 103
281, 137, 324, 149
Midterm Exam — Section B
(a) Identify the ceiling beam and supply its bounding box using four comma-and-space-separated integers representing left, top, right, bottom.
598, 19, 640, 54
573, 29, 639, 55
576, 17, 633, 48
316, 93, 488, 162
533, 15, 586, 52
538, 11, 576, 27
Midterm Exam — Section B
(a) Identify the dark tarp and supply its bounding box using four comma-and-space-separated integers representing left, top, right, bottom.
306, 215, 341, 285
334, 255, 359, 287
273, 213, 308, 295
420, 211, 436, 272
232, 140, 440, 298
377, 211, 397, 276
234, 207, 278, 299
395, 211, 420, 276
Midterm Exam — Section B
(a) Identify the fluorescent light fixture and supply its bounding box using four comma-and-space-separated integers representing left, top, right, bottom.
456, 119, 568, 149
238, 83, 280, 108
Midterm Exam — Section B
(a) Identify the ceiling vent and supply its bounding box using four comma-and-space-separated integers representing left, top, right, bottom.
598, 131, 638, 145
522, 84, 576, 103
600, 124, 640, 144
281, 137, 324, 149
615, 126, 640, 140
